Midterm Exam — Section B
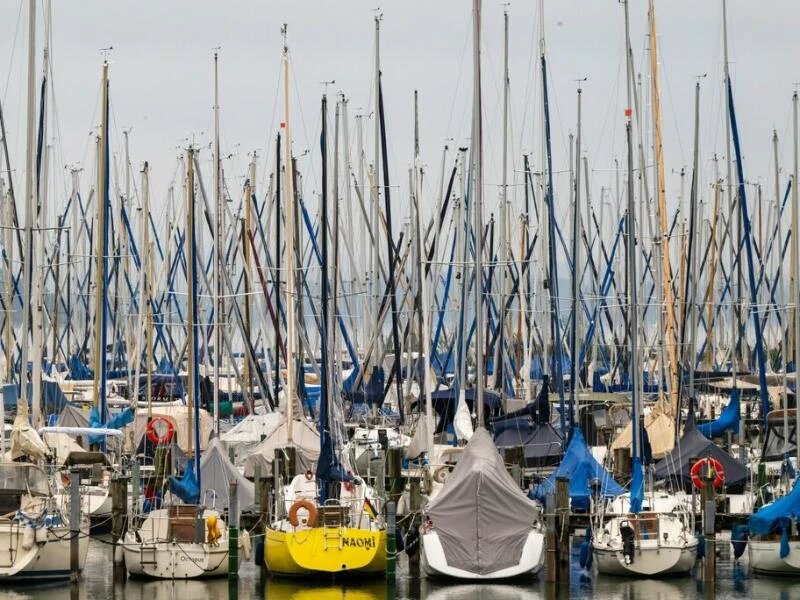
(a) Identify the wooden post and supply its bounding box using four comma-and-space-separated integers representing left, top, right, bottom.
70, 467, 80, 584
229, 480, 239, 579
702, 470, 717, 587
556, 476, 571, 584
545, 492, 557, 584
386, 500, 396, 581
408, 477, 421, 574
111, 474, 128, 579
386, 447, 403, 505
131, 460, 140, 520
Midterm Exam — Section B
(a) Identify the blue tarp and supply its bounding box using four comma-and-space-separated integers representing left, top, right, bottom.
169, 460, 200, 504
2, 381, 68, 416
698, 388, 740, 438
531, 428, 623, 510
87, 406, 134, 445
749, 479, 800, 536
69, 354, 93, 380
630, 456, 645, 513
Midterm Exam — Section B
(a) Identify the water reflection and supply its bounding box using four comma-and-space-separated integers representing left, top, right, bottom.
263, 578, 387, 600
423, 582, 542, 600
8, 540, 800, 600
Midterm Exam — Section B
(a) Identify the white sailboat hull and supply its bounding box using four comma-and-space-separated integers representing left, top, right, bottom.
421, 529, 545, 580
0, 522, 90, 581
122, 539, 233, 579
749, 538, 800, 574
592, 543, 696, 576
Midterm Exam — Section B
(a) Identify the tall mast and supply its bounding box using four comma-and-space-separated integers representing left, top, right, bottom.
471, 0, 484, 425
722, 0, 741, 383
647, 0, 679, 416
282, 24, 296, 442
626, 117, 639, 464
186, 146, 201, 485
569, 84, 583, 432
212, 49, 222, 434
493, 8, 509, 394
18, 0, 37, 425
142, 162, 152, 417
687, 81, 701, 401
91, 60, 110, 425
371, 16, 382, 372
793, 90, 799, 465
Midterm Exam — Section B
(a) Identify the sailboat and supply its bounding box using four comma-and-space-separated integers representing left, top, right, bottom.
0, 0, 90, 582
264, 56, 386, 576
123, 137, 240, 579
592, 10, 697, 571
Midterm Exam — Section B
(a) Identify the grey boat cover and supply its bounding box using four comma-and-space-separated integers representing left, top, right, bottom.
426, 427, 541, 575
200, 437, 255, 512
243, 418, 320, 478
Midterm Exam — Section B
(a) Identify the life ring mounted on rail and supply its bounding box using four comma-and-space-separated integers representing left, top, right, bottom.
690, 457, 724, 490
288, 499, 318, 527
146, 416, 175, 445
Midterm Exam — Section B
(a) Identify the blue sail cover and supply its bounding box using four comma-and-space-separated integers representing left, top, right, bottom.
697, 388, 740, 438
629, 456, 645, 513
69, 354, 93, 380
169, 460, 200, 504
531, 428, 623, 509
87, 406, 134, 445
749, 479, 800, 536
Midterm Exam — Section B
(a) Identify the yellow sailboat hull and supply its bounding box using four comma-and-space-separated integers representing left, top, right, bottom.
265, 527, 386, 576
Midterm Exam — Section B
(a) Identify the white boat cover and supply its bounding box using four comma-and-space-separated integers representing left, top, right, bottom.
220, 413, 282, 466
426, 427, 540, 575
243, 418, 319, 478
200, 437, 255, 512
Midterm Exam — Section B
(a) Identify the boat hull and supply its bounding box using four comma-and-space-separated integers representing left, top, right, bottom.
122, 540, 234, 579
421, 529, 545, 580
592, 543, 696, 576
749, 538, 800, 574
0, 522, 90, 582
265, 526, 386, 576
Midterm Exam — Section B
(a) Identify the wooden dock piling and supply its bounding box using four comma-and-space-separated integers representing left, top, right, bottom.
229, 480, 239, 579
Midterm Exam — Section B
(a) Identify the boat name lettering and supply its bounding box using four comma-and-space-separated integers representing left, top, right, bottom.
341, 536, 375, 550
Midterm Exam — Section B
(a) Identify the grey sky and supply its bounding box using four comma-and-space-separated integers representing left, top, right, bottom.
1, 1, 798, 232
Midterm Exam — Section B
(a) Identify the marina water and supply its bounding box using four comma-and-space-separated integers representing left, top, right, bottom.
0, 537, 796, 600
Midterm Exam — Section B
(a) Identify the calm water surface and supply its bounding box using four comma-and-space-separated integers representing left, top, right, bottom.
0, 538, 799, 600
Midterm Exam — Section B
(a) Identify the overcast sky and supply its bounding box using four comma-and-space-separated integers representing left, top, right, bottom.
1, 1, 798, 232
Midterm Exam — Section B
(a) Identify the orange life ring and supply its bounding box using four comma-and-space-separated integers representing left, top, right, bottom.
146, 416, 175, 445
288, 499, 317, 527
691, 457, 724, 490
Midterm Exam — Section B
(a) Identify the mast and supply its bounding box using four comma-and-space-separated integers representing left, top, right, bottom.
282, 24, 296, 442
792, 94, 798, 365
540, 0, 565, 428
722, 0, 741, 380
648, 0, 679, 417
686, 81, 701, 402
493, 8, 509, 394
569, 84, 583, 433
18, 0, 37, 426
274, 134, 282, 407
91, 60, 110, 425
186, 146, 201, 486
212, 49, 222, 434
471, 0, 484, 425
